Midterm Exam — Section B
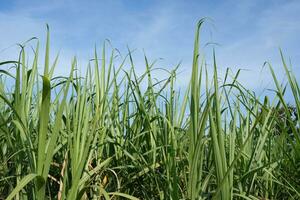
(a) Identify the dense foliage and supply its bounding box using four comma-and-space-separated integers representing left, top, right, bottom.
0, 21, 299, 199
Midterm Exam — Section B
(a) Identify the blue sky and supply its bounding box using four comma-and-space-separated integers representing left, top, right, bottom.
0, 0, 299, 93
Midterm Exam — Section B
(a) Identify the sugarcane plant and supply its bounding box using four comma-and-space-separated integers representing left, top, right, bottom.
0, 20, 299, 199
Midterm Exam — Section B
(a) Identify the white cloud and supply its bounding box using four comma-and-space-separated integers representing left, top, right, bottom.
0, 0, 299, 94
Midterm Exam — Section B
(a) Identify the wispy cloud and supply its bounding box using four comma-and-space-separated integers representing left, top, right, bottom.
0, 0, 299, 92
